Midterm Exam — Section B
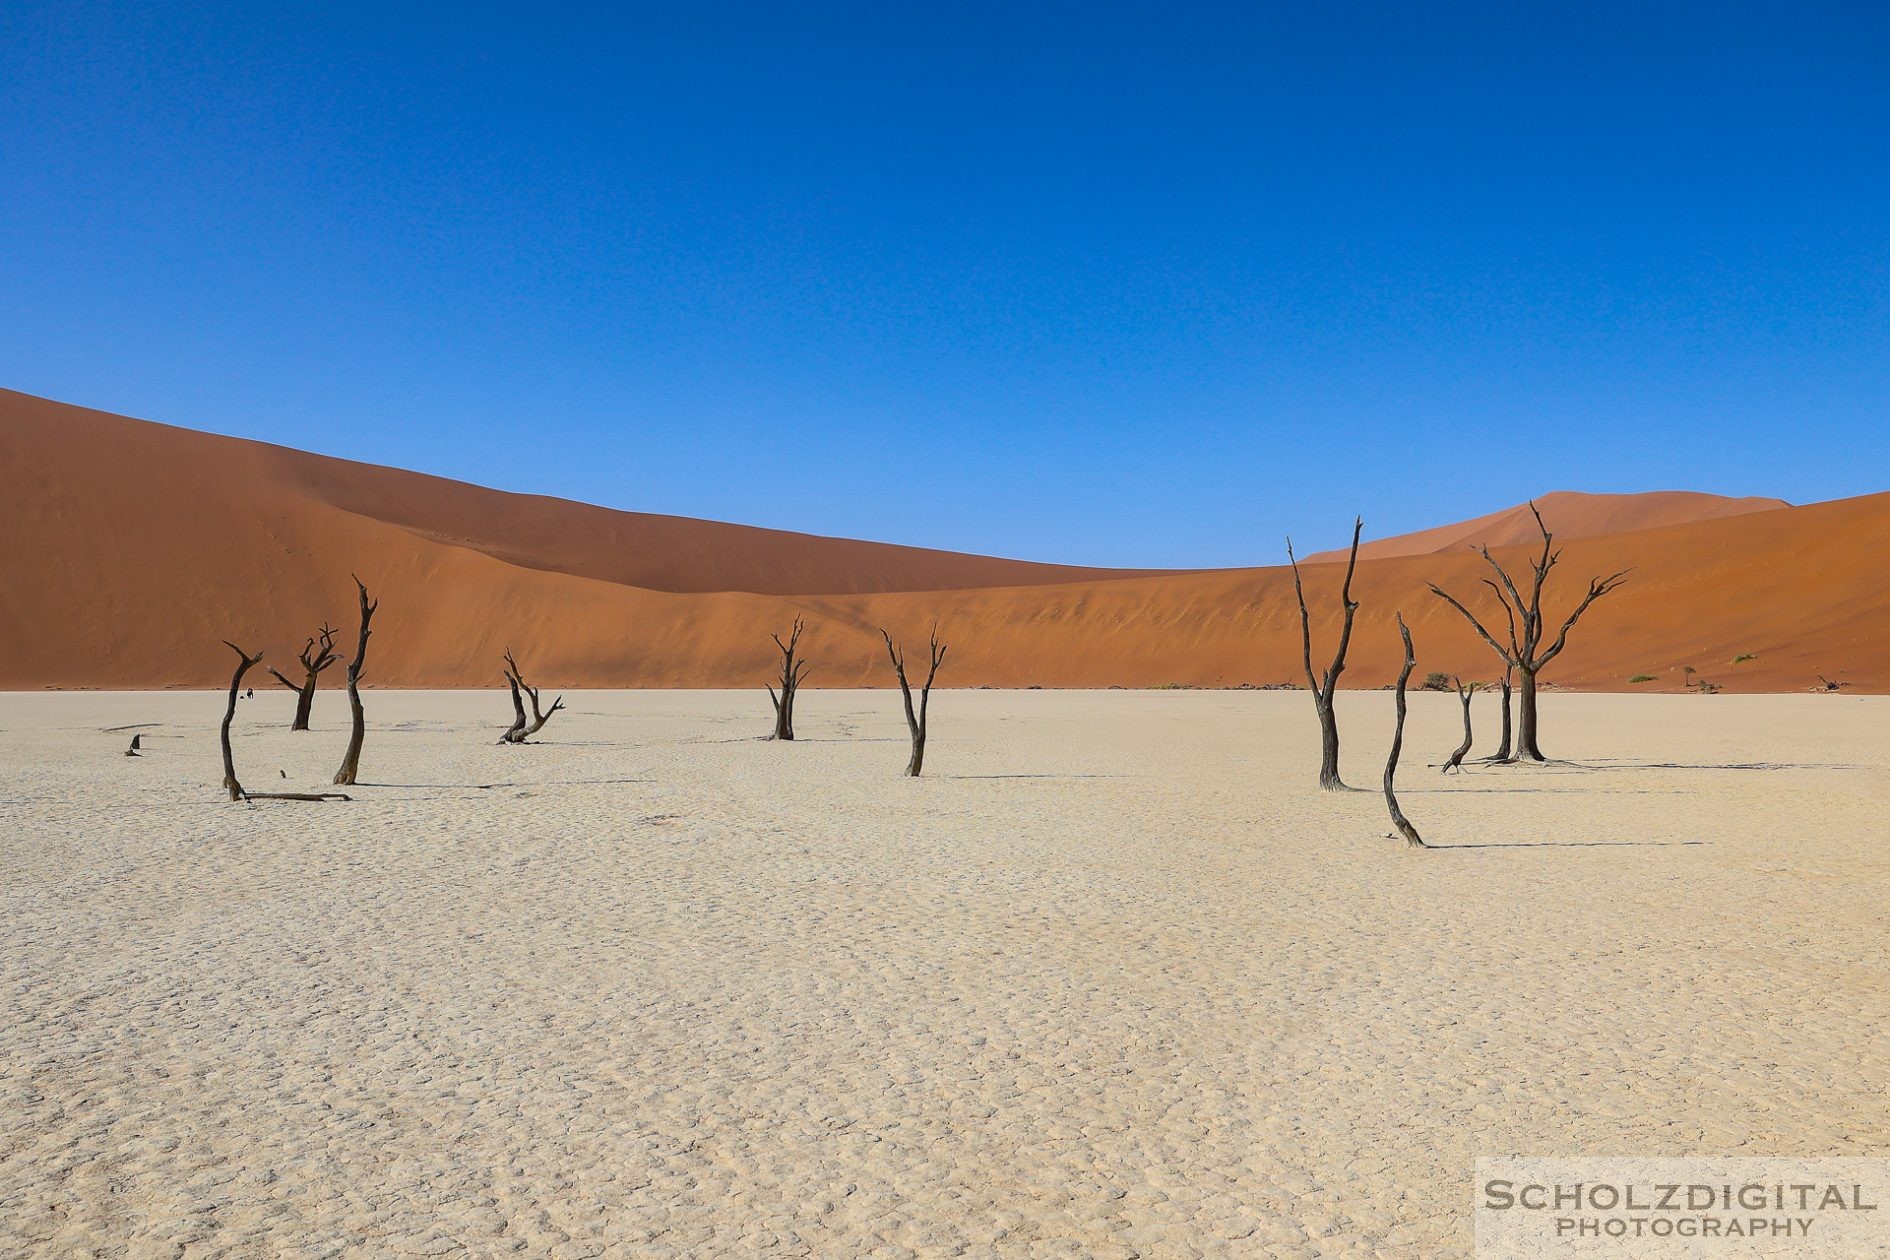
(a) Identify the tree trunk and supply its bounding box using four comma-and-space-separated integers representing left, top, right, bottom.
500, 672, 527, 744
1316, 698, 1342, 790
1384, 614, 1425, 847
771, 688, 794, 740
906, 730, 925, 777
220, 643, 261, 801
1442, 679, 1475, 773
1515, 667, 1544, 761
291, 681, 316, 731
1487, 669, 1513, 762
336, 678, 366, 783
333, 577, 376, 786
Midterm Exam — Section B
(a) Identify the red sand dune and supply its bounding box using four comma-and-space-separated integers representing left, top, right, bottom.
1, 387, 1884, 694
1304, 490, 1790, 563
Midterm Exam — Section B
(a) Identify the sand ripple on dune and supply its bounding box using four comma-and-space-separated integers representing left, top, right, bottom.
1, 690, 1886, 1257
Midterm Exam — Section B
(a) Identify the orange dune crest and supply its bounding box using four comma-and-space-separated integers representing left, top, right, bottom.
1303, 489, 1790, 563
1, 388, 1883, 693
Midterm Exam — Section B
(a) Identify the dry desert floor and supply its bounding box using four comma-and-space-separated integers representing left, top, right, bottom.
2, 689, 1886, 1258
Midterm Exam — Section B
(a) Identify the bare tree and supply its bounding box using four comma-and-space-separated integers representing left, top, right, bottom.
1287, 517, 1363, 790
767, 618, 812, 740
1441, 676, 1479, 773
265, 623, 340, 731
221, 641, 264, 801
499, 665, 528, 744
499, 648, 564, 742
880, 625, 946, 777
333, 576, 377, 786
1428, 503, 1629, 762
1384, 614, 1425, 848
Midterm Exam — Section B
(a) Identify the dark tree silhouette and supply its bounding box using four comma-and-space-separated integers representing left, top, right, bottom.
220, 641, 263, 801
499, 648, 564, 743
1441, 676, 1479, 773
767, 618, 812, 740
265, 623, 340, 731
333, 576, 377, 786
881, 625, 946, 777
1384, 614, 1425, 848
499, 665, 528, 744
1481, 662, 1514, 763
1428, 503, 1629, 762
1287, 517, 1363, 790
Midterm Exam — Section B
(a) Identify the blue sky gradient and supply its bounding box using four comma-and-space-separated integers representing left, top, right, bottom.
3, 3, 1885, 565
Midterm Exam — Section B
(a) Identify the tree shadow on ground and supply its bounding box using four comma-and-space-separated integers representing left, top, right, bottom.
1419, 838, 1710, 850
1578, 759, 1864, 772
353, 777, 653, 790
946, 773, 1126, 781
1402, 786, 1685, 795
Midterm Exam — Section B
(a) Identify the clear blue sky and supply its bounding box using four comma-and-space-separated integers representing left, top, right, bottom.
3, 3, 1885, 566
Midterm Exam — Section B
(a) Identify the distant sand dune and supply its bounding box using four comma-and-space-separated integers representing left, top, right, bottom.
1, 387, 1884, 692
1302, 489, 1790, 562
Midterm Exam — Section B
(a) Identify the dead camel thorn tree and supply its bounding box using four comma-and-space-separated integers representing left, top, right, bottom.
1286, 516, 1364, 790
498, 648, 564, 743
265, 622, 340, 731
500, 663, 528, 744
221, 641, 265, 800
881, 625, 947, 777
1384, 613, 1426, 848
1441, 676, 1479, 774
1427, 502, 1629, 763
220, 641, 350, 803
333, 576, 377, 786
767, 618, 812, 741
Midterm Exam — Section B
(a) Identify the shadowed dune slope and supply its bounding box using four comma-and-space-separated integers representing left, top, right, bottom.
1, 388, 1884, 692
1304, 490, 1791, 563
